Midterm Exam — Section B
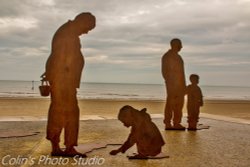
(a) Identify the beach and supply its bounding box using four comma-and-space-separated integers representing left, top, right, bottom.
0, 98, 250, 167
1, 97, 250, 167
0, 98, 250, 121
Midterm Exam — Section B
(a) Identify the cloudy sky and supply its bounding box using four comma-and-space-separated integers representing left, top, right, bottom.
0, 0, 250, 86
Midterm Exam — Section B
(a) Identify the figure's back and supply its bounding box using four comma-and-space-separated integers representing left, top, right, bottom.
187, 84, 202, 106
46, 21, 84, 88
134, 111, 165, 155
162, 50, 186, 95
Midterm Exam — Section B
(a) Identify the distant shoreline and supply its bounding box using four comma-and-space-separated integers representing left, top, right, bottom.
1, 80, 250, 100
0, 79, 250, 88
0, 96, 250, 103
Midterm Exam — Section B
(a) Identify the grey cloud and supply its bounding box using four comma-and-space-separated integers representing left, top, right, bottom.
0, 0, 250, 85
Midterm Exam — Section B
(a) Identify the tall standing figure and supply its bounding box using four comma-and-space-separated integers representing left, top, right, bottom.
41, 12, 96, 157
161, 38, 186, 130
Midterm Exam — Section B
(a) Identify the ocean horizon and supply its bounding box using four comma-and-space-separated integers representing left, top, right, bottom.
0, 80, 250, 101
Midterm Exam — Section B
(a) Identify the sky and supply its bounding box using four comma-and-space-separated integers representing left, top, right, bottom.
0, 0, 250, 86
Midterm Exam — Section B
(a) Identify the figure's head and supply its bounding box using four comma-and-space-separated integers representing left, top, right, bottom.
170, 38, 182, 52
73, 12, 96, 35
118, 105, 148, 127
190, 74, 199, 85
118, 105, 134, 127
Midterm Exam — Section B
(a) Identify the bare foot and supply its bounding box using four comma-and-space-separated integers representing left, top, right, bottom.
64, 147, 87, 158
51, 149, 65, 156
173, 124, 186, 130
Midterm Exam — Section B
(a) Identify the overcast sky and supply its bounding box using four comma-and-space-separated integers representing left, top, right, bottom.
0, 0, 250, 86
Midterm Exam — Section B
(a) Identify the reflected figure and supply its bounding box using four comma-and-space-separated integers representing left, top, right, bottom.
186, 74, 203, 130
41, 12, 96, 157
161, 38, 186, 130
110, 105, 165, 159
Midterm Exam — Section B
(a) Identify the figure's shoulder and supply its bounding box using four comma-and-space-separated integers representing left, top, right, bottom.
137, 110, 151, 122
186, 84, 192, 92
197, 85, 202, 92
192, 85, 202, 94
176, 53, 184, 61
54, 21, 72, 36
162, 50, 172, 61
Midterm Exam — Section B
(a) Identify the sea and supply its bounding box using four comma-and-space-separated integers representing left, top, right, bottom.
0, 80, 250, 101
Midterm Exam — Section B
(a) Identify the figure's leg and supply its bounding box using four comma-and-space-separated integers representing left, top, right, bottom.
187, 106, 200, 130
192, 107, 200, 129
64, 98, 79, 148
47, 85, 68, 156
64, 114, 85, 157
195, 107, 200, 124
46, 90, 64, 155
187, 105, 194, 129
132, 144, 161, 159
188, 120, 197, 130
64, 107, 81, 156
63, 88, 86, 157
136, 142, 162, 157
164, 84, 173, 129
188, 118, 197, 130
131, 146, 149, 159
164, 96, 173, 129
187, 105, 191, 124
173, 95, 185, 130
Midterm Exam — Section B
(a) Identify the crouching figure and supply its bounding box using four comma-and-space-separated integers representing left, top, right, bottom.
110, 105, 165, 159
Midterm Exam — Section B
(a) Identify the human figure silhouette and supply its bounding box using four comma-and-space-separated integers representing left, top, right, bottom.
41, 12, 96, 157
161, 38, 186, 130
186, 74, 203, 130
110, 105, 165, 159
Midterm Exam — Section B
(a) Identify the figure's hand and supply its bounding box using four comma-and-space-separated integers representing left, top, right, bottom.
40, 72, 47, 81
110, 149, 120, 155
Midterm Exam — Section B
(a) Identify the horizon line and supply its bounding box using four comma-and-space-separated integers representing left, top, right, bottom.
0, 79, 249, 88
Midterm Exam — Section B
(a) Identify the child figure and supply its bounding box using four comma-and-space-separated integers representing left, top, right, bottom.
110, 105, 165, 159
186, 74, 203, 130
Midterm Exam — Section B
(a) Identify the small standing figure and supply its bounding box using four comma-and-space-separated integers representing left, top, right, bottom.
186, 74, 203, 130
110, 105, 165, 159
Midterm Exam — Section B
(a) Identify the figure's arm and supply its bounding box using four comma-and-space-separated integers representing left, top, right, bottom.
40, 72, 47, 82
40, 55, 53, 81
199, 87, 204, 106
110, 130, 136, 155
161, 55, 168, 81
40, 72, 46, 79
43, 54, 54, 81
185, 85, 190, 95
119, 133, 136, 153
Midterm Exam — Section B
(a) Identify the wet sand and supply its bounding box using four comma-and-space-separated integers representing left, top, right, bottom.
0, 98, 250, 120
